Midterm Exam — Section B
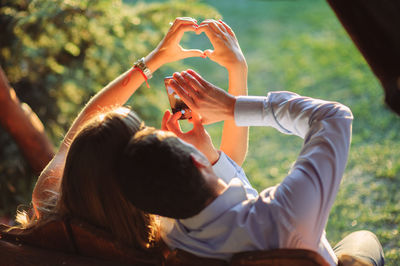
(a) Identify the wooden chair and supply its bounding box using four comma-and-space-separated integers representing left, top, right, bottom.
0, 217, 164, 265
1, 218, 331, 265
0, 240, 119, 266
231, 249, 330, 266
165, 248, 330, 266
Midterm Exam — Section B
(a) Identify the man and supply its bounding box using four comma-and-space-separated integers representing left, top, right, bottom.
117, 17, 384, 265
117, 68, 384, 265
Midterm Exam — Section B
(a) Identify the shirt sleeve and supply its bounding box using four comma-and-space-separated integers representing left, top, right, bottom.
235, 91, 353, 247
212, 151, 258, 198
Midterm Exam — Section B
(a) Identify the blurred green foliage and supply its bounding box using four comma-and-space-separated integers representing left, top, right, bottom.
188, 0, 400, 263
1, 0, 399, 264
0, 0, 218, 217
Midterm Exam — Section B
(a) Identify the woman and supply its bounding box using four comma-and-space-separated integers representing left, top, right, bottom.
8, 17, 249, 255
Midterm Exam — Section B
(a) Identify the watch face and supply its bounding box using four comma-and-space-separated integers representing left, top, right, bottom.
164, 76, 192, 120
135, 58, 152, 79
143, 68, 152, 78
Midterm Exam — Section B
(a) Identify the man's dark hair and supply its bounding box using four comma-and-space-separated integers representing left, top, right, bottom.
117, 128, 215, 219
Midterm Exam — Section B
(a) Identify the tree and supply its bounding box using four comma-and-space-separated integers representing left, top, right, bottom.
0, 66, 54, 175
0, 0, 219, 218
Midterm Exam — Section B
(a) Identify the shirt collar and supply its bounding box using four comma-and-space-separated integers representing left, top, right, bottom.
179, 178, 248, 229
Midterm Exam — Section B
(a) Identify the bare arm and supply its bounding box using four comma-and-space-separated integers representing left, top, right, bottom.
32, 17, 203, 215
221, 65, 248, 166
195, 20, 248, 166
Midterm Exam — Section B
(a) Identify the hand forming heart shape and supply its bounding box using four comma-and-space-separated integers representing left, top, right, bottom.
155, 17, 246, 72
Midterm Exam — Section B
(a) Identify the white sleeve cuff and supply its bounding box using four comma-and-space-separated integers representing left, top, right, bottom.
212, 152, 238, 184
234, 96, 269, 126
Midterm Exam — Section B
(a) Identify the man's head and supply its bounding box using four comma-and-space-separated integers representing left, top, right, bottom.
117, 127, 221, 219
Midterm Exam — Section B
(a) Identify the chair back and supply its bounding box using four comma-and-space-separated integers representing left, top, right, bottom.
0, 217, 163, 265
231, 249, 330, 266
1, 218, 331, 266
165, 248, 330, 266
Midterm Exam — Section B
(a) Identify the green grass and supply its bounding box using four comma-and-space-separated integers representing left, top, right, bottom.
178, 0, 400, 264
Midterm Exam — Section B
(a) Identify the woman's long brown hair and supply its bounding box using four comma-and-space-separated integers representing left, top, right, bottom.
17, 108, 159, 250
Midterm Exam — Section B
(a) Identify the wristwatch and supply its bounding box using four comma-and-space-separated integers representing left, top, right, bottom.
134, 57, 152, 79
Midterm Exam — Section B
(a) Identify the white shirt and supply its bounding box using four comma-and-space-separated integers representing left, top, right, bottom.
161, 91, 353, 266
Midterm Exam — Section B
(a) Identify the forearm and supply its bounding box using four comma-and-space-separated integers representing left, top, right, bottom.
235, 92, 352, 138
220, 64, 248, 166
274, 101, 353, 240
243, 93, 353, 242
61, 52, 162, 147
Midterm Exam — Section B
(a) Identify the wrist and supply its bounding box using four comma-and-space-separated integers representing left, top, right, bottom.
227, 62, 248, 76
228, 66, 248, 96
227, 56, 247, 73
223, 96, 237, 121
144, 49, 165, 73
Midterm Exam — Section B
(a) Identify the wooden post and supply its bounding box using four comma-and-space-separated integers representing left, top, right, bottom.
326, 0, 400, 115
0, 66, 54, 174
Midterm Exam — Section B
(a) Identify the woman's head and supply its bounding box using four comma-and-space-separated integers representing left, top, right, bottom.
58, 107, 158, 249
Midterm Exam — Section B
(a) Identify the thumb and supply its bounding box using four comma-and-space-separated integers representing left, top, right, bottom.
166, 111, 184, 138
161, 110, 171, 131
181, 48, 205, 59
190, 111, 203, 129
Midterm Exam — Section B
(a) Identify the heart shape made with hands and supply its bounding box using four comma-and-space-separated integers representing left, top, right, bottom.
163, 18, 242, 125
180, 31, 213, 58
173, 19, 240, 70
171, 18, 233, 62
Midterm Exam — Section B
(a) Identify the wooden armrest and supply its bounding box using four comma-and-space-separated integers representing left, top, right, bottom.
166, 249, 228, 266
231, 249, 330, 266
0, 217, 163, 265
0, 240, 121, 266
165, 248, 330, 266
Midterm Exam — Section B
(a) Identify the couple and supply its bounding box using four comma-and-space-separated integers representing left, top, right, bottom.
24, 18, 382, 265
